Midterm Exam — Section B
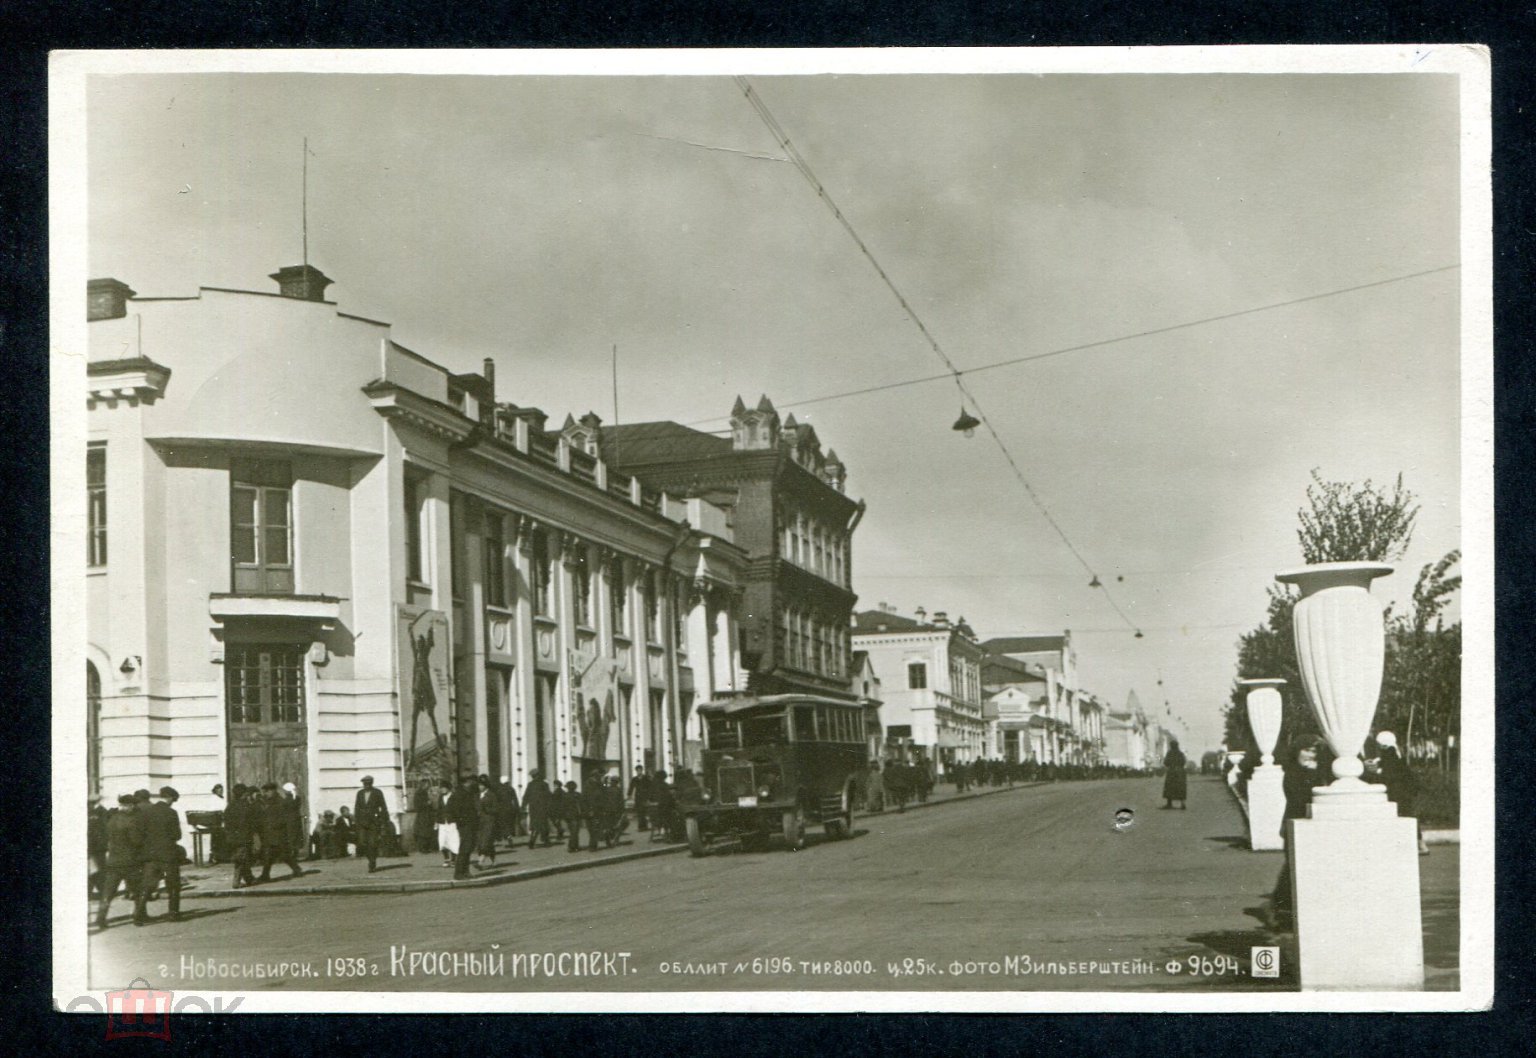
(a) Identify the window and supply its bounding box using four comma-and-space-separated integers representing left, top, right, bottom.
226, 644, 306, 725
793, 704, 816, 741
404, 470, 426, 583
449, 495, 465, 600
484, 511, 508, 608
231, 459, 294, 594
740, 714, 787, 747
608, 557, 627, 636
87, 445, 107, 567
645, 575, 662, 644
672, 582, 687, 650
907, 662, 928, 690
531, 530, 552, 617
570, 545, 592, 627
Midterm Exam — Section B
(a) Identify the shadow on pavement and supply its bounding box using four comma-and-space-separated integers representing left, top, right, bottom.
1203, 835, 1250, 849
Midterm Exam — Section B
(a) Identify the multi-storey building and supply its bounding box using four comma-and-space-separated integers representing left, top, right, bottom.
980, 632, 1109, 764
83, 264, 746, 832
598, 395, 864, 709
852, 606, 985, 767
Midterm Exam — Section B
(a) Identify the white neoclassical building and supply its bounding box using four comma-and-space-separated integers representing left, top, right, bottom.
83, 264, 747, 832
851, 606, 985, 768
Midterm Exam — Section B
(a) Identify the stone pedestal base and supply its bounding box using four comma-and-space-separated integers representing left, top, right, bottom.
1246, 765, 1285, 851
1288, 785, 1424, 990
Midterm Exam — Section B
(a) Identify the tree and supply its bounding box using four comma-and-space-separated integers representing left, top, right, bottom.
1227, 471, 1431, 759
1377, 550, 1461, 771
1296, 469, 1419, 564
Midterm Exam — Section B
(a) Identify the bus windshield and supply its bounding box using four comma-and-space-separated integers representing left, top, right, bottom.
739, 713, 788, 747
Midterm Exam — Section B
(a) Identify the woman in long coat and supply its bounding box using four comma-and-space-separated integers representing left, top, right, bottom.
475, 776, 499, 868
1161, 740, 1188, 809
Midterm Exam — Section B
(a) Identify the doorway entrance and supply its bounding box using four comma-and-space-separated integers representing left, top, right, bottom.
225, 642, 308, 806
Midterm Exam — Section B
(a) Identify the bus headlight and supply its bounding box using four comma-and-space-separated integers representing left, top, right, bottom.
701, 790, 713, 803
758, 784, 773, 799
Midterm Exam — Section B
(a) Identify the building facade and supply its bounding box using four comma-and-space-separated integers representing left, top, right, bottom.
852, 607, 985, 767
84, 265, 746, 833
599, 395, 864, 701
981, 632, 1106, 765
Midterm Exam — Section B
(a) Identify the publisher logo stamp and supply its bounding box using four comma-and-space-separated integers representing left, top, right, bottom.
1250, 946, 1280, 979
105, 978, 172, 1041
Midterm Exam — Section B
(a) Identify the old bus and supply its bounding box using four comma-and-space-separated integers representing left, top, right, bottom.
683, 694, 867, 856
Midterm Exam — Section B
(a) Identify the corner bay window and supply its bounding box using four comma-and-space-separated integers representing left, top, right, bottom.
231, 459, 293, 594
87, 445, 107, 567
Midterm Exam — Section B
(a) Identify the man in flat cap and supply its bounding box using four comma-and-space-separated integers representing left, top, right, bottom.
134, 787, 183, 925
354, 775, 390, 873
257, 782, 302, 882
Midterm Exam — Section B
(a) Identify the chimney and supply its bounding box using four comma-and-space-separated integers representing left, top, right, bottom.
914, 606, 927, 622
269, 264, 333, 302
932, 611, 950, 628
87, 278, 136, 321
482, 358, 496, 398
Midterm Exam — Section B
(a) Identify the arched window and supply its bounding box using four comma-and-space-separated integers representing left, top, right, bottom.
87, 662, 102, 799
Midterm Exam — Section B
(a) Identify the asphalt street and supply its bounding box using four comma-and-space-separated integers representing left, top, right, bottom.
87, 776, 1459, 993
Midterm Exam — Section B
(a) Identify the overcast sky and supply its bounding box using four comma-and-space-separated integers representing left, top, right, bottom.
85, 66, 1463, 752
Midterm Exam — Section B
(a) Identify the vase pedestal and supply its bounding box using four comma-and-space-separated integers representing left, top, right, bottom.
1246, 765, 1285, 851
1288, 787, 1424, 990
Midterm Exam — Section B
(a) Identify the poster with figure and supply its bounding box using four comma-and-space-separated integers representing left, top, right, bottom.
399, 607, 453, 787
572, 653, 623, 763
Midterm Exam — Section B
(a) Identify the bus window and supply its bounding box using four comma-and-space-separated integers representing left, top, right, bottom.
839, 709, 853, 742
793, 705, 816, 742
707, 716, 740, 750
740, 714, 787, 747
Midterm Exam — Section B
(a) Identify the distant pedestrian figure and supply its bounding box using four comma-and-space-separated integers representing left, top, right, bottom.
563, 781, 586, 852
354, 775, 390, 873
475, 775, 499, 868
865, 761, 885, 812
224, 785, 257, 888
257, 783, 302, 881
135, 787, 183, 925
436, 780, 461, 867
524, 771, 552, 848
1161, 740, 1188, 809
629, 767, 651, 831
95, 793, 143, 928
1374, 731, 1428, 855
449, 776, 480, 879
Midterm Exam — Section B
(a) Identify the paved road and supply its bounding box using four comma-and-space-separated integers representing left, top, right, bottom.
88, 777, 1458, 993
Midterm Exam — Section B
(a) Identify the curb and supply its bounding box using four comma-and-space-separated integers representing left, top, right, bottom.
177, 780, 1053, 899
179, 841, 689, 899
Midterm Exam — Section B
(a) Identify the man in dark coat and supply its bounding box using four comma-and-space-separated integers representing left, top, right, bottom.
257, 783, 302, 881
549, 781, 567, 840
599, 773, 627, 848
88, 797, 108, 897
650, 770, 677, 840
523, 770, 552, 848
135, 787, 183, 925
496, 776, 521, 840
95, 793, 142, 928
1162, 740, 1188, 809
449, 776, 480, 879
354, 775, 390, 873
628, 767, 651, 831
563, 781, 587, 852
224, 784, 257, 889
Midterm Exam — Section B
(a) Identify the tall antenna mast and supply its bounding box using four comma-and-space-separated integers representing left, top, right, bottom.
302, 137, 309, 268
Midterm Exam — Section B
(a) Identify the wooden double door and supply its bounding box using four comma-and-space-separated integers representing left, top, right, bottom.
225, 642, 308, 805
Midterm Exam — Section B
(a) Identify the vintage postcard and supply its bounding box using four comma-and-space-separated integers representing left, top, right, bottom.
50, 46, 1492, 1014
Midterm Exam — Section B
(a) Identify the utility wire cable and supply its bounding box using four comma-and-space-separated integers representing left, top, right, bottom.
685, 262, 1460, 425
735, 76, 1139, 632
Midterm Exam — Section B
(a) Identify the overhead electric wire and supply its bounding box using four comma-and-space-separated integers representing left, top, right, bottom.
684, 262, 1459, 426
734, 76, 1142, 633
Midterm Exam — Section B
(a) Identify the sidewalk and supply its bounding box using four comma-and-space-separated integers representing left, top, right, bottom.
175, 778, 1047, 899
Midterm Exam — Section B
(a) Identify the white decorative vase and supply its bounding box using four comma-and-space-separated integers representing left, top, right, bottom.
1238, 678, 1286, 765
1275, 561, 1392, 792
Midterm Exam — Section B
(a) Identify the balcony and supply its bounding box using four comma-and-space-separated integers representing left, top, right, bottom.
209, 593, 340, 626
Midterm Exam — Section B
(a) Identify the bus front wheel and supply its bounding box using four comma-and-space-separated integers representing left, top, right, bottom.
782, 806, 806, 851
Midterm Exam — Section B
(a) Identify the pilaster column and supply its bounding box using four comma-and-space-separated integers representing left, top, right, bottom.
511, 514, 538, 785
